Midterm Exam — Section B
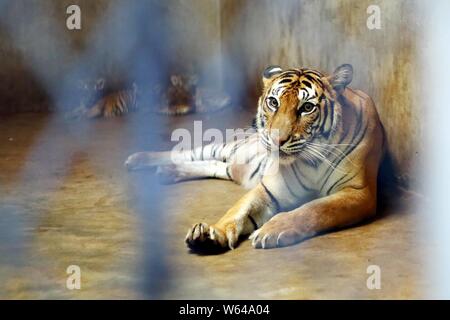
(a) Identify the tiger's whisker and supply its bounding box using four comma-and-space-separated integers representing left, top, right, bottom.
305, 142, 358, 167
304, 145, 347, 174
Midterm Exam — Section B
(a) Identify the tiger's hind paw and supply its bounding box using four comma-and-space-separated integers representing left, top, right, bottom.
124, 152, 164, 171
155, 165, 184, 184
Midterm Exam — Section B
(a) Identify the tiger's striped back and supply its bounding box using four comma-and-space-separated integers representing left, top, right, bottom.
86, 84, 138, 119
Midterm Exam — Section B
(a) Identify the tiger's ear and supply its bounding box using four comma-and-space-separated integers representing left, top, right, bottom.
170, 75, 180, 86
326, 64, 353, 93
96, 78, 105, 91
188, 74, 198, 86
262, 65, 283, 87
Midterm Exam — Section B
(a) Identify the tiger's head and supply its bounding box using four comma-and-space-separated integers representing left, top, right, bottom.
255, 64, 353, 162
77, 78, 106, 109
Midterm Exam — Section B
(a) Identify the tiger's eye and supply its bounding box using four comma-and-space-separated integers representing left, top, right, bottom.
267, 97, 279, 109
300, 102, 315, 113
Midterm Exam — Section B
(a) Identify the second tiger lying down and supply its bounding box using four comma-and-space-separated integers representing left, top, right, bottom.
125, 64, 385, 251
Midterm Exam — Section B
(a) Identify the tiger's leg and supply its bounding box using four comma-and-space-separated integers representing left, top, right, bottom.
156, 160, 265, 187
156, 161, 232, 184
85, 102, 103, 119
250, 186, 376, 249
125, 140, 239, 171
185, 183, 277, 251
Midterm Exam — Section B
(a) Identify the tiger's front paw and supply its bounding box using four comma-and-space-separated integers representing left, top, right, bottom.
249, 213, 303, 249
185, 222, 238, 252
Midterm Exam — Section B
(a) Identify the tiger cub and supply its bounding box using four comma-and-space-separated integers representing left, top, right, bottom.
68, 78, 138, 119
155, 74, 197, 115
153, 74, 231, 116
86, 83, 138, 118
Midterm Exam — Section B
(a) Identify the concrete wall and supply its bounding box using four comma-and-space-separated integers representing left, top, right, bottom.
220, 0, 422, 186
0, 0, 221, 112
0, 0, 106, 112
0, 0, 422, 185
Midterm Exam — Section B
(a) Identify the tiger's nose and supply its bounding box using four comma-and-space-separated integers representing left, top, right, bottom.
270, 132, 289, 146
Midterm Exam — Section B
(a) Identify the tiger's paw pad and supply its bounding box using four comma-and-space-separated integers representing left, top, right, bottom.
185, 223, 234, 253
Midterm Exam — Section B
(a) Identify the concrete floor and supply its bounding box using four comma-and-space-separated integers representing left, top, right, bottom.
0, 110, 428, 299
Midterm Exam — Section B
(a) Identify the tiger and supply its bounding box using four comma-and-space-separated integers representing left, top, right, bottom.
151, 74, 197, 116
153, 73, 231, 116
67, 78, 138, 119
85, 81, 138, 118
125, 64, 385, 251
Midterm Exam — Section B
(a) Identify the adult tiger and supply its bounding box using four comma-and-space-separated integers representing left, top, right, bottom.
125, 64, 385, 251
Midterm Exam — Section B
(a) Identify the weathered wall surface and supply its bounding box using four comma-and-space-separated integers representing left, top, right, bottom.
0, 0, 106, 113
0, 0, 221, 112
220, 0, 422, 185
